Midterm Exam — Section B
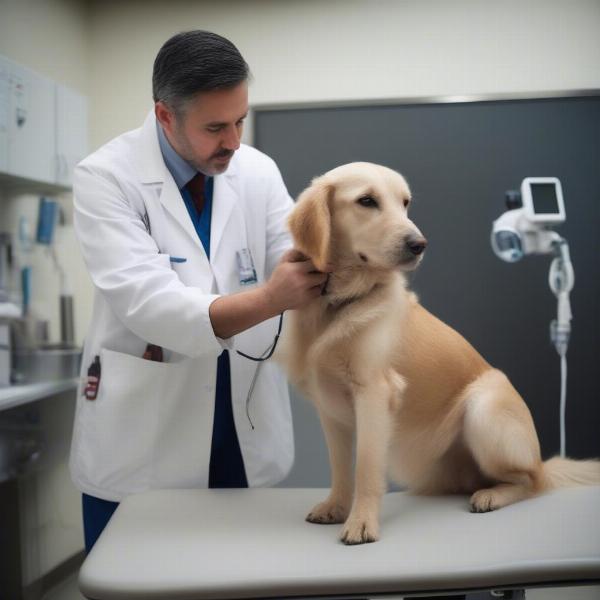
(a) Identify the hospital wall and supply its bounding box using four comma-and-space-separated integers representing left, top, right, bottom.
0, 0, 91, 587
87, 0, 600, 146
0, 0, 599, 589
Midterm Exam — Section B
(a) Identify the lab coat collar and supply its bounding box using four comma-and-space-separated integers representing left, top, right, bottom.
135, 110, 243, 280
135, 110, 167, 184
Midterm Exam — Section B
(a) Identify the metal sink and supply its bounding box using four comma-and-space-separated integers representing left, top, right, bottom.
12, 343, 82, 384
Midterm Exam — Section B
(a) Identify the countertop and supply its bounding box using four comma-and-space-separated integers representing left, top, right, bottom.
0, 378, 79, 411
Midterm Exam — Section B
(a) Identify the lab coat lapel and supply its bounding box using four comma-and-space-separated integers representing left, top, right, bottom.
211, 167, 238, 259
158, 169, 220, 292
135, 111, 202, 251
134, 111, 213, 288
159, 173, 206, 253
211, 163, 247, 293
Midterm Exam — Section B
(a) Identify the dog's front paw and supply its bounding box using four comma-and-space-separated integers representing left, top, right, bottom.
306, 499, 350, 524
470, 488, 499, 513
340, 511, 379, 545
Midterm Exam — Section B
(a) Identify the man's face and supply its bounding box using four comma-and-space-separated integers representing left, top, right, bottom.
155, 81, 248, 176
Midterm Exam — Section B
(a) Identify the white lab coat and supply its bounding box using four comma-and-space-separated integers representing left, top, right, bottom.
69, 111, 295, 502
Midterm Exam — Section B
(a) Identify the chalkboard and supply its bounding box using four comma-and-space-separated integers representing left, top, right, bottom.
254, 95, 600, 486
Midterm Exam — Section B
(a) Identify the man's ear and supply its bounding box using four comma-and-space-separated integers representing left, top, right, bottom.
287, 178, 332, 272
154, 101, 171, 127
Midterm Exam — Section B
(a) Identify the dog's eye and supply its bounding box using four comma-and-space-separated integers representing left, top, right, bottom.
403, 198, 410, 208
357, 195, 379, 209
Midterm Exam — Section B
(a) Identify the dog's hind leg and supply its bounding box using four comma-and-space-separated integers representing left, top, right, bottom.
462, 369, 545, 513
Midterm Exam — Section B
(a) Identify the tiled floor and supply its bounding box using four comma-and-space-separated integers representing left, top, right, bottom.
42, 575, 600, 600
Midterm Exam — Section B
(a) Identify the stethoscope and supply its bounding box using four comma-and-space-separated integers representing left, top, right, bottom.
235, 312, 284, 430
235, 273, 329, 428
235, 312, 283, 363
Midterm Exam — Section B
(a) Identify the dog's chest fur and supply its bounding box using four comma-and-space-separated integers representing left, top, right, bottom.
281, 275, 409, 423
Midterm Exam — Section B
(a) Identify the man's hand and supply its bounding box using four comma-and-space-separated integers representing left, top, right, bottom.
263, 249, 328, 314
209, 249, 328, 340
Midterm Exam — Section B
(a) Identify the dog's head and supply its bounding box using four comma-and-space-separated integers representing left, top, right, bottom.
288, 162, 427, 273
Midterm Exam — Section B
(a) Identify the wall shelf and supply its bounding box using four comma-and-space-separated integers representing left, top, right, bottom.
0, 171, 71, 196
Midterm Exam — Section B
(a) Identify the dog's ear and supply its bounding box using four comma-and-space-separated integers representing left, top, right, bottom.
288, 178, 332, 272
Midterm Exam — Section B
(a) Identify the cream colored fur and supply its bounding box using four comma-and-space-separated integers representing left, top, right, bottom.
276, 162, 600, 545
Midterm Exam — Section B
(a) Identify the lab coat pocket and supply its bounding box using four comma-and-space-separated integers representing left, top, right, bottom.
152, 356, 215, 488
89, 348, 174, 493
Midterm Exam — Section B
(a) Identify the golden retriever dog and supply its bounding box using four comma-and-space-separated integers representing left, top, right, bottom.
277, 162, 600, 545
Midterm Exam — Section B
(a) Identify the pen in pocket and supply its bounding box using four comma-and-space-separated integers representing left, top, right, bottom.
143, 344, 163, 362
84, 355, 101, 400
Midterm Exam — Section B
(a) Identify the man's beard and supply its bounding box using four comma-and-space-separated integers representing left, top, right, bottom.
173, 123, 233, 176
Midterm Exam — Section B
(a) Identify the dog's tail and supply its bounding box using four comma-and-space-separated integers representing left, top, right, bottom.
541, 456, 600, 490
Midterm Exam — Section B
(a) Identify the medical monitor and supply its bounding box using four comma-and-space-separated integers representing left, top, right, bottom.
521, 177, 565, 223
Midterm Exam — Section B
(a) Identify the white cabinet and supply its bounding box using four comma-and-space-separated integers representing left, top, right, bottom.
7, 59, 56, 185
0, 54, 88, 189
55, 84, 87, 187
0, 57, 12, 174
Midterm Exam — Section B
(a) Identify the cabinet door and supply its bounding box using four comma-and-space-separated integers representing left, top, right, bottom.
55, 84, 88, 186
0, 56, 10, 173
7, 61, 56, 184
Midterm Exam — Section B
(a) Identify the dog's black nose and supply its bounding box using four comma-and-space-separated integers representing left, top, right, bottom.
406, 235, 428, 256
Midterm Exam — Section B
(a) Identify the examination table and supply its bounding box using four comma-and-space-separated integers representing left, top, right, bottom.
79, 486, 600, 599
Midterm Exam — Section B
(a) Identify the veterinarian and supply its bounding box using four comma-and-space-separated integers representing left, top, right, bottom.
69, 30, 327, 552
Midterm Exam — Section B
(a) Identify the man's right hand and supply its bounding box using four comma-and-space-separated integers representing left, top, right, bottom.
209, 249, 329, 340
263, 249, 329, 314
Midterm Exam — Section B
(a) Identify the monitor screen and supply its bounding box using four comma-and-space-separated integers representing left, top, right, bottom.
531, 183, 560, 215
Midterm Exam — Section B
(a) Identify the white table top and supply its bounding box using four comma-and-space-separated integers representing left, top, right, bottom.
79, 486, 600, 599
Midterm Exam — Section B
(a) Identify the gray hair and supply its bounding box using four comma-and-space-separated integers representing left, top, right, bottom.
152, 30, 250, 117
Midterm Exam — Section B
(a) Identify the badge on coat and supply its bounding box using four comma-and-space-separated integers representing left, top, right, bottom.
236, 248, 257, 285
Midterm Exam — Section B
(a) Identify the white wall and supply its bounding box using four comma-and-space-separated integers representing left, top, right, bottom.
0, 0, 89, 92
87, 0, 600, 148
